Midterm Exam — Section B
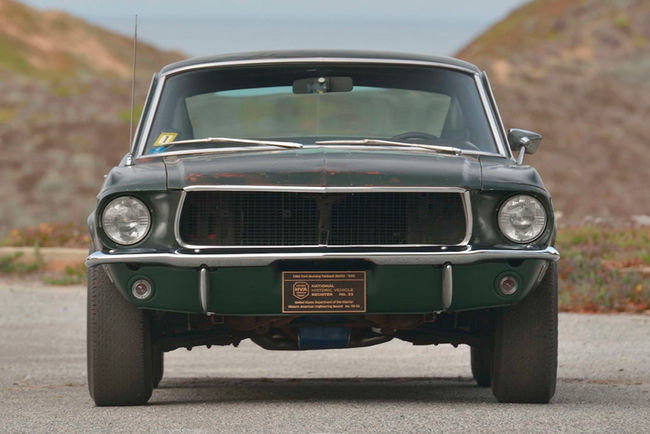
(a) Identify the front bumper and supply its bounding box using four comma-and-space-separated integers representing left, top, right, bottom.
86, 246, 559, 267
87, 247, 559, 315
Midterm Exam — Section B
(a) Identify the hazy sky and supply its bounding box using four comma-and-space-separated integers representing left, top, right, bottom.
22, 0, 529, 56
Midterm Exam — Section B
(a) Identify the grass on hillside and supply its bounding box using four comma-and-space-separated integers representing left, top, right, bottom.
0, 224, 648, 312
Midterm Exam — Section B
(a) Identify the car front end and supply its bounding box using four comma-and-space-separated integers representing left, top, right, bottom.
86, 51, 559, 406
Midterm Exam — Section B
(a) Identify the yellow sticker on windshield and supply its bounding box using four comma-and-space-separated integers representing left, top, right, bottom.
153, 132, 178, 146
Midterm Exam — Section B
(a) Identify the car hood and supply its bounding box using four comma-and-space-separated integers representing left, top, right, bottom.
163, 148, 483, 190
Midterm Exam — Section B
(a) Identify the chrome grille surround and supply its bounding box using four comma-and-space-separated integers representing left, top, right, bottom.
174, 186, 473, 249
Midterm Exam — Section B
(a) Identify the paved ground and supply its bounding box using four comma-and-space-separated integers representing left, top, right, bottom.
0, 279, 648, 433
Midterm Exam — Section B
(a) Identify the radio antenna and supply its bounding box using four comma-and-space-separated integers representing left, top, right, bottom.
129, 14, 138, 147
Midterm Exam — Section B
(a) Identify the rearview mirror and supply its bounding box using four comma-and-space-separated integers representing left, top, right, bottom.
293, 77, 353, 94
508, 128, 542, 164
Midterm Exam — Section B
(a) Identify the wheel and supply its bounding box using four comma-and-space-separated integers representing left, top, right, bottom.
87, 265, 153, 406
470, 345, 492, 387
491, 262, 558, 403
152, 350, 164, 388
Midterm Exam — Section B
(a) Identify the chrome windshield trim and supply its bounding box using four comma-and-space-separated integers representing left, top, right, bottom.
135, 145, 504, 161
161, 57, 479, 78
136, 73, 165, 158
482, 71, 512, 160
134, 58, 494, 159
86, 246, 560, 268
173, 186, 473, 250
130, 73, 157, 154
474, 74, 509, 157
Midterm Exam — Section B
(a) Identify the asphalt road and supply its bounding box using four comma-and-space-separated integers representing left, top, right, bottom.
1, 279, 648, 433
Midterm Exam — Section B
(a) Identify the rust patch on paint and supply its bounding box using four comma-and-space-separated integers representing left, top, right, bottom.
211, 173, 270, 184
185, 172, 204, 182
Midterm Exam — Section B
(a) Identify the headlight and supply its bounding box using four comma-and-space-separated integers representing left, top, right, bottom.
101, 196, 151, 245
497, 195, 547, 243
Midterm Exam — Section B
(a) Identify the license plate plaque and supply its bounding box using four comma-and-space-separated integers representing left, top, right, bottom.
282, 271, 366, 313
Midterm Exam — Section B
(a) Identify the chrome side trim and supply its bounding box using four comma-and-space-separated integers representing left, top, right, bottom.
86, 246, 560, 268
173, 187, 473, 249
199, 267, 209, 313
442, 264, 453, 310
161, 57, 479, 78
474, 74, 509, 157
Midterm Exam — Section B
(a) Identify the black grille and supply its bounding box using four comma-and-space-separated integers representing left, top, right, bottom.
179, 191, 467, 246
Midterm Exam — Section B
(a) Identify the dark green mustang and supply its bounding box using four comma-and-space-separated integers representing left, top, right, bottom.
86, 51, 559, 406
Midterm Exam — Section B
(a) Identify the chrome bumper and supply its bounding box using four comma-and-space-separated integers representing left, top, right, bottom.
86, 246, 559, 267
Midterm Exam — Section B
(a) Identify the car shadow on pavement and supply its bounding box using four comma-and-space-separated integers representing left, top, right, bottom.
150, 376, 495, 405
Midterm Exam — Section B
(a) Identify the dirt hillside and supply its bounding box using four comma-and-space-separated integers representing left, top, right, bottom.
0, 0, 181, 80
457, 0, 650, 225
0, 0, 184, 234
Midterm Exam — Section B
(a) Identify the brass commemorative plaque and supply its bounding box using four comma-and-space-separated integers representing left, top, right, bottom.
282, 271, 366, 313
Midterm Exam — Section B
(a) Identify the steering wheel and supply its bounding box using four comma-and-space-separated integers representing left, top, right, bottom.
390, 131, 441, 143
390, 132, 481, 151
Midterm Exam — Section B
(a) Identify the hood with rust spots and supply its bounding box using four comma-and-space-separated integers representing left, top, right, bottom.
163, 148, 483, 190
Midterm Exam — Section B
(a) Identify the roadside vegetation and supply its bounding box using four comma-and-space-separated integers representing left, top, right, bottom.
1, 223, 647, 312
556, 226, 649, 313
1, 222, 89, 248
1, 250, 42, 274
0, 223, 87, 285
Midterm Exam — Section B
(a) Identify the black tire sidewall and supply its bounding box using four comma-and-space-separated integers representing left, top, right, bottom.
491, 262, 558, 403
87, 265, 153, 406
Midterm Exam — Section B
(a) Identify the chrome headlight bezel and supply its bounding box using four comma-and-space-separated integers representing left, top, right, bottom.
101, 196, 152, 246
497, 194, 547, 244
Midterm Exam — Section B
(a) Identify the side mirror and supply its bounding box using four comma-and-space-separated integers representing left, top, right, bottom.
507, 128, 542, 164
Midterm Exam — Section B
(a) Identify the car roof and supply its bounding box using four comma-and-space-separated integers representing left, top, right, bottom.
159, 50, 482, 75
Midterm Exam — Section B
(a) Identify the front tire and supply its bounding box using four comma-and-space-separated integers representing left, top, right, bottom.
87, 265, 153, 406
491, 262, 558, 403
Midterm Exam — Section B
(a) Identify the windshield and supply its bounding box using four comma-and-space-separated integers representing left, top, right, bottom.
143, 64, 498, 154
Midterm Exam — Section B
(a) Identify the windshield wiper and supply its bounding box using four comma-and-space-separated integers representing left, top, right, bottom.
315, 139, 462, 155
163, 137, 303, 149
